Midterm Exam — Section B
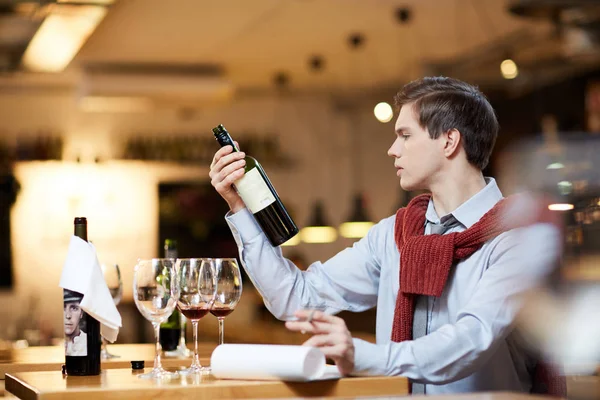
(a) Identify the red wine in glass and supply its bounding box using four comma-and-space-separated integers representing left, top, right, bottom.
179, 307, 210, 320
210, 307, 234, 318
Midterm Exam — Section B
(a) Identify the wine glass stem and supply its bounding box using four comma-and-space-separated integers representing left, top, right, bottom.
179, 313, 186, 347
191, 320, 201, 368
153, 323, 163, 370
218, 317, 225, 345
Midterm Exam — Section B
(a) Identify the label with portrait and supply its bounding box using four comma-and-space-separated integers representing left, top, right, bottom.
63, 289, 88, 356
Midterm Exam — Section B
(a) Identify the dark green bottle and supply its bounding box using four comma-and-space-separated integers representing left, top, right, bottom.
64, 217, 101, 375
159, 239, 181, 351
212, 124, 299, 246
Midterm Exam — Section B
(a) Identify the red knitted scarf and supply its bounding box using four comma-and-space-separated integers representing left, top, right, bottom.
391, 193, 566, 396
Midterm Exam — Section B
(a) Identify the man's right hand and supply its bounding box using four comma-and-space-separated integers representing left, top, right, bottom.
209, 143, 247, 213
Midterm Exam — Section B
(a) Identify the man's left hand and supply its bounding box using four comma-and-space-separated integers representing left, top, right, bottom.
285, 310, 355, 376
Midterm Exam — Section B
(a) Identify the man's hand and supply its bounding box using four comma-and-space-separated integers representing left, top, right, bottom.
285, 309, 355, 376
209, 142, 247, 213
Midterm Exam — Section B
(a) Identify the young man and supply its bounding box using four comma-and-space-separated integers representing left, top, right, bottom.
209, 77, 561, 394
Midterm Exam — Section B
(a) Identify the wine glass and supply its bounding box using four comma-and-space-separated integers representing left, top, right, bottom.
211, 258, 243, 345
133, 258, 180, 379
176, 258, 217, 375
100, 263, 122, 359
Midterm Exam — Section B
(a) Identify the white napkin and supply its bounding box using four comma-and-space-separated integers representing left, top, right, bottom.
210, 344, 341, 381
59, 236, 122, 342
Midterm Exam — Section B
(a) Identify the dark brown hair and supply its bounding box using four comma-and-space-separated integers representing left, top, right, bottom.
394, 76, 499, 170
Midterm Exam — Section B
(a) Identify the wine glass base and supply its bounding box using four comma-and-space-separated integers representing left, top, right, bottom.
164, 346, 192, 358
100, 349, 120, 360
178, 365, 209, 376
137, 367, 179, 380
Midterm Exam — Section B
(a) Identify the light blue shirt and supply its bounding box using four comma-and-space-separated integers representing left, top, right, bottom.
225, 178, 560, 394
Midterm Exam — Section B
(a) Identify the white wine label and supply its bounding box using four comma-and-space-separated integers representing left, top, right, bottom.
235, 167, 276, 213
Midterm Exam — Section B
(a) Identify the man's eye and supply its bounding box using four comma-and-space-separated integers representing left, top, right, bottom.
402, 134, 410, 139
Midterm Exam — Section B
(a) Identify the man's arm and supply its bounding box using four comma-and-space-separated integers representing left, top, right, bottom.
289, 223, 560, 381
226, 208, 387, 320
352, 223, 560, 382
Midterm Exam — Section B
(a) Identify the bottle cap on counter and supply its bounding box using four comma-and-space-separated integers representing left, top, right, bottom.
131, 360, 144, 370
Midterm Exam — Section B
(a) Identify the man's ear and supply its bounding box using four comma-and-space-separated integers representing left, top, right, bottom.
443, 129, 461, 158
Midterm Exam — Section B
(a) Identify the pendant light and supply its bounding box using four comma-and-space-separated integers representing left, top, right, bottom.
300, 200, 338, 243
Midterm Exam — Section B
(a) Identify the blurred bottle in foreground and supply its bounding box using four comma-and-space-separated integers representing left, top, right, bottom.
159, 239, 181, 352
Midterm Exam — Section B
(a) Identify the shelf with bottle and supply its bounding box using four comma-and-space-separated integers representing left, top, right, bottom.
0, 135, 63, 163
120, 133, 296, 169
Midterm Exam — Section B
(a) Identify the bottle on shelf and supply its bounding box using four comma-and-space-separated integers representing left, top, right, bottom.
64, 217, 101, 376
159, 239, 181, 352
212, 124, 299, 246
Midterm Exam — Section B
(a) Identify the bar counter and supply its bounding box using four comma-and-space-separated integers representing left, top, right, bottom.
5, 368, 409, 399
0, 343, 213, 379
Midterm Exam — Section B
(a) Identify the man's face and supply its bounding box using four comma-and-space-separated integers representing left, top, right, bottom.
387, 103, 444, 191
64, 302, 82, 336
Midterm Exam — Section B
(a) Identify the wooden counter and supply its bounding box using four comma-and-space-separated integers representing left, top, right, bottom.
5, 368, 409, 400
0, 344, 213, 380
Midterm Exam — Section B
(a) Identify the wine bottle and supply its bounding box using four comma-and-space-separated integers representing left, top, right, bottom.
64, 217, 101, 376
159, 239, 181, 352
212, 124, 299, 246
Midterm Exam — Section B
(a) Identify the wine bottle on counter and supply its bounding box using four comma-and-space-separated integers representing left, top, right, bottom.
159, 239, 181, 352
64, 217, 101, 376
212, 124, 299, 246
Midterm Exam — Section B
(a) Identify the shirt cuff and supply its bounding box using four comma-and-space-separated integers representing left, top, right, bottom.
352, 338, 386, 376
225, 208, 263, 244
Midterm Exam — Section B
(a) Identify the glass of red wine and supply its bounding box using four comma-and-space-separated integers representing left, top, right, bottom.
176, 258, 217, 375
211, 258, 243, 346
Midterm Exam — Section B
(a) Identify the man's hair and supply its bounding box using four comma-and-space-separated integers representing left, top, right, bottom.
394, 76, 499, 170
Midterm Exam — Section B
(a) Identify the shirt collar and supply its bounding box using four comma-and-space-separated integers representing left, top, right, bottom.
425, 177, 503, 228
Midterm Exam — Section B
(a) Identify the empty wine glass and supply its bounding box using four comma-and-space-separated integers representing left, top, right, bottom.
101, 262, 122, 359
176, 258, 216, 375
211, 258, 243, 345
133, 258, 180, 379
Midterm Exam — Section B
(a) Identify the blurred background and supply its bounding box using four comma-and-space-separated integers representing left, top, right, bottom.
0, 0, 598, 393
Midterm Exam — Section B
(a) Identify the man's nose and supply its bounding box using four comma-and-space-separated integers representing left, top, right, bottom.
387, 137, 401, 157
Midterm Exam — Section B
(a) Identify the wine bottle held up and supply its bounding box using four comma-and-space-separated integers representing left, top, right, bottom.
212, 124, 299, 246
64, 217, 101, 376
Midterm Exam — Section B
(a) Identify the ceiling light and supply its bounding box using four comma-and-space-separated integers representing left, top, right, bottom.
22, 4, 109, 72
300, 200, 337, 244
557, 180, 573, 195
339, 193, 374, 238
548, 203, 574, 211
546, 162, 565, 170
280, 234, 300, 247
374, 102, 394, 123
500, 59, 519, 80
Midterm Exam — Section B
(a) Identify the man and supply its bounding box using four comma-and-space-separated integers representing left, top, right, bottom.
209, 77, 561, 394
64, 290, 87, 356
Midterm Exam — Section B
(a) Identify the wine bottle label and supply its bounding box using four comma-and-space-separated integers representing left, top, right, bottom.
235, 167, 276, 213
63, 289, 87, 356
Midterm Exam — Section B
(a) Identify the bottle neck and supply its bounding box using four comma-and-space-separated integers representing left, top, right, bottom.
165, 249, 178, 259
214, 131, 239, 152
74, 224, 87, 241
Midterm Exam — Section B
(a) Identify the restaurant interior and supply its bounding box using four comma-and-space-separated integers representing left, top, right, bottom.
0, 0, 599, 398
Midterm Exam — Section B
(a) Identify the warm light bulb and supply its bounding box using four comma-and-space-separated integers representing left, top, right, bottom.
548, 203, 574, 211
500, 59, 518, 80
339, 221, 374, 238
300, 226, 338, 243
546, 162, 565, 170
374, 102, 394, 123
280, 234, 301, 246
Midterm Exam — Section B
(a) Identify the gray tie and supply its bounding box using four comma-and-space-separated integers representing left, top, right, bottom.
411, 220, 454, 394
